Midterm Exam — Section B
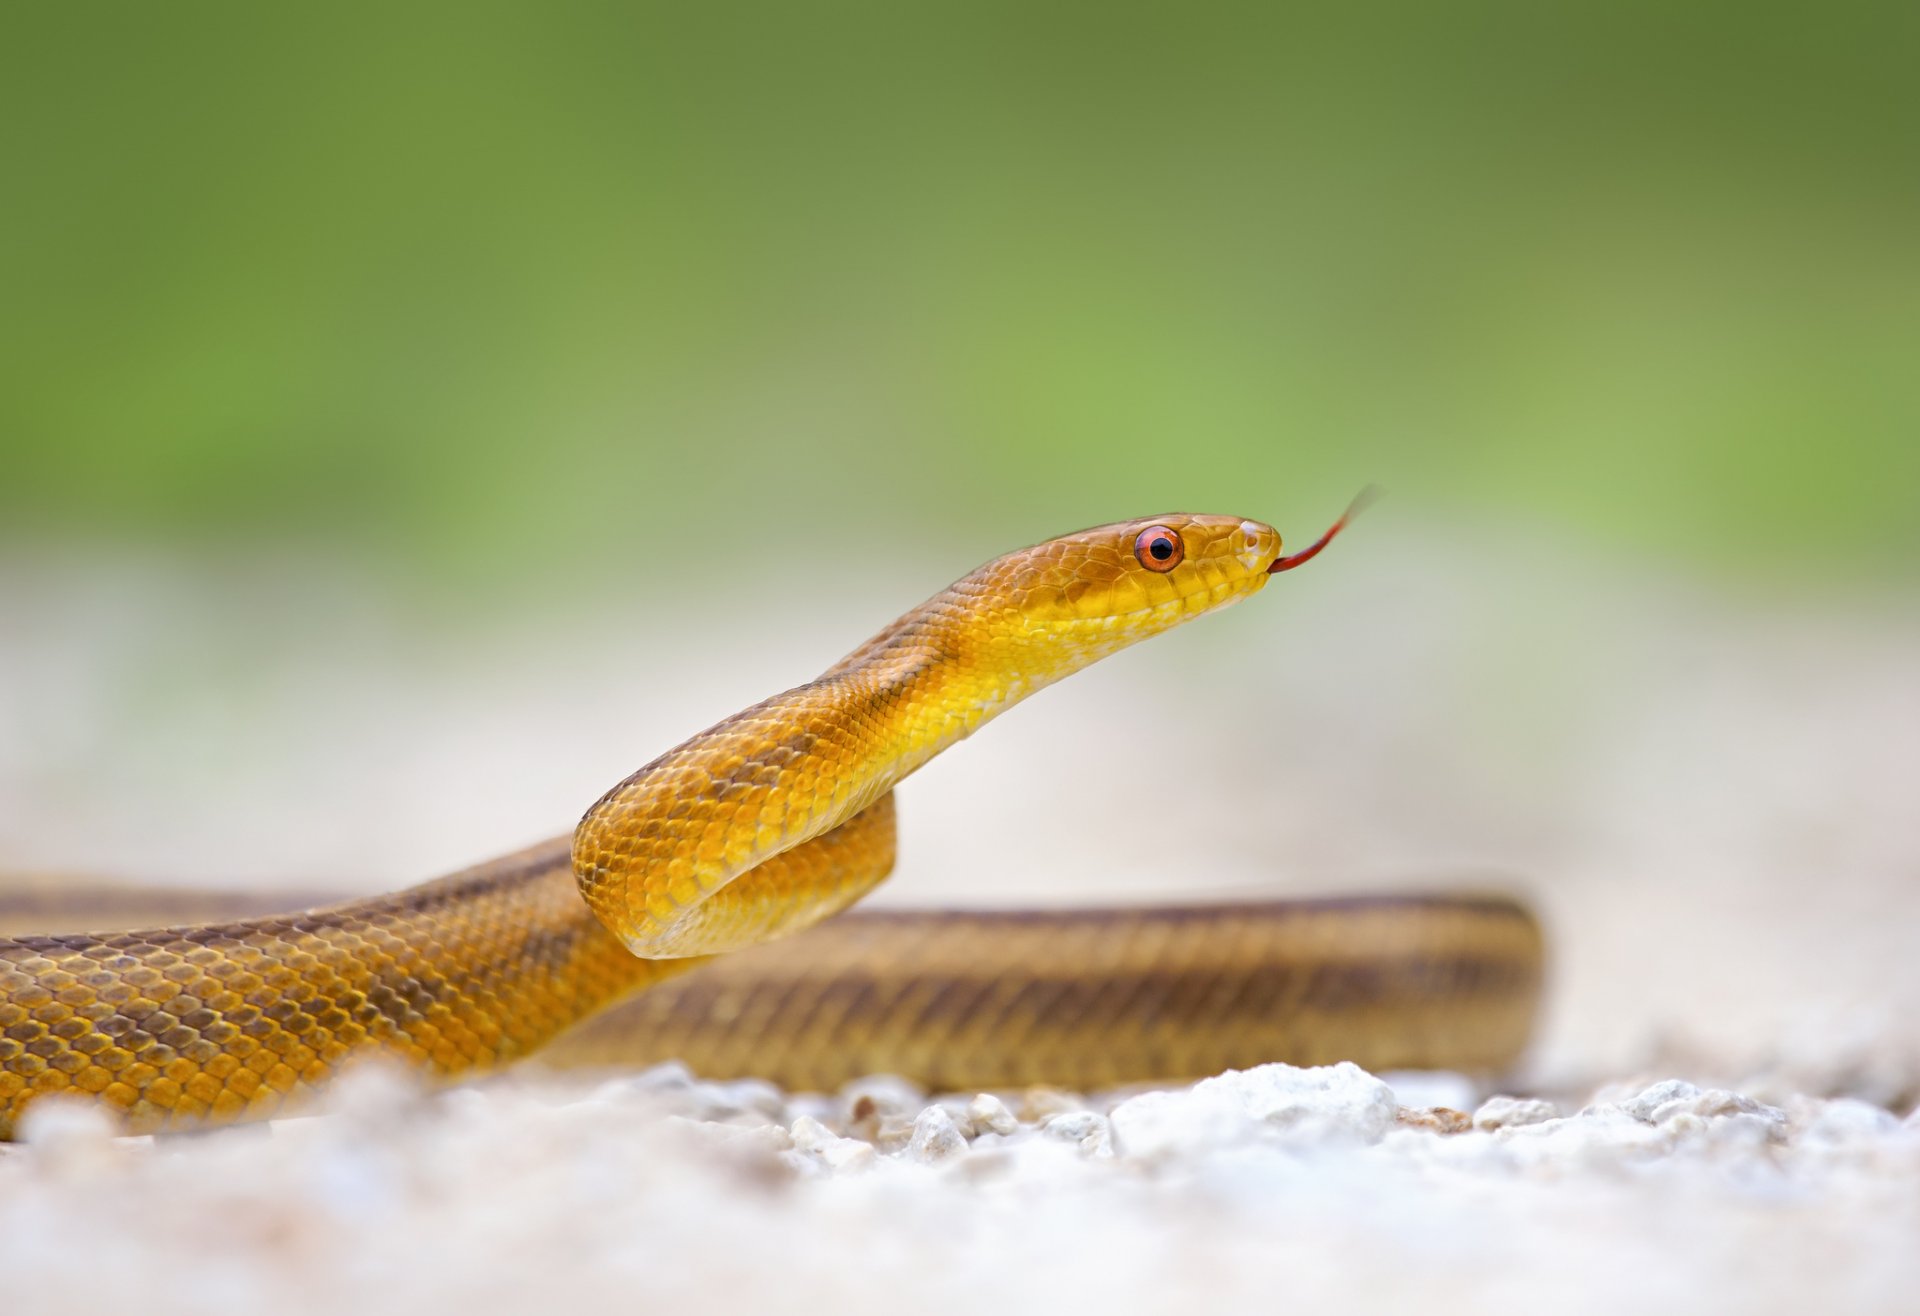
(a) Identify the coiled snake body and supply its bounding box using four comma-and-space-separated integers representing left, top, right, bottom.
0, 513, 1542, 1138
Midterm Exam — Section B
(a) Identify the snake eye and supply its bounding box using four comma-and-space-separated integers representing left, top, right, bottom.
1133, 526, 1184, 573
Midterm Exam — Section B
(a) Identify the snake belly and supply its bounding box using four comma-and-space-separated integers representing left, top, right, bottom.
0, 514, 1545, 1138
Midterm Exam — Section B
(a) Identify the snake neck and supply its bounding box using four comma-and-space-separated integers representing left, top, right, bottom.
818, 580, 1086, 753
571, 589, 1069, 956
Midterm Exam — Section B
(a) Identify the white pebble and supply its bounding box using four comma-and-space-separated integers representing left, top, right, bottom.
1473, 1095, 1560, 1131
1618, 1078, 1703, 1121
1495, 1104, 1671, 1166
1041, 1111, 1113, 1156
907, 1106, 968, 1163
966, 1093, 1018, 1137
789, 1115, 876, 1174
1616, 1080, 1788, 1144
1110, 1063, 1398, 1159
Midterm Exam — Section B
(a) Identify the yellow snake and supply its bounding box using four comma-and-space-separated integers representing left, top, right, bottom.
0, 511, 1542, 1138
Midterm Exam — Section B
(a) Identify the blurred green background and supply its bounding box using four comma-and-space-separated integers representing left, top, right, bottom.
3, 2, 1915, 587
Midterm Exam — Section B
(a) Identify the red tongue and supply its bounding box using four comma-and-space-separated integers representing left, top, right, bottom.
1269, 486, 1380, 573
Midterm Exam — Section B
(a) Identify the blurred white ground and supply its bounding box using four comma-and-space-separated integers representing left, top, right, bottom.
1, 519, 1917, 1312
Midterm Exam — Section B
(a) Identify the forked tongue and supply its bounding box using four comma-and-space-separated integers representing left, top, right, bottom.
1269, 486, 1381, 573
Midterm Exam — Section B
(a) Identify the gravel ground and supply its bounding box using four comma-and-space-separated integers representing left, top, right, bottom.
5, 1061, 1917, 1314
1, 524, 1916, 1311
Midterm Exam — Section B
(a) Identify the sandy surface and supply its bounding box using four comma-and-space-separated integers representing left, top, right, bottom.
1, 523, 1916, 1310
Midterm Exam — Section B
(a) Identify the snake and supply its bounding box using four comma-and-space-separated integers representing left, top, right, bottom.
0, 508, 1542, 1138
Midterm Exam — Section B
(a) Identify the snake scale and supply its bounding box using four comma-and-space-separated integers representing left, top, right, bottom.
0, 511, 1542, 1138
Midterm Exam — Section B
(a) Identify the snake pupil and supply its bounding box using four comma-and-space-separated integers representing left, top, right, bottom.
1151, 539, 1171, 559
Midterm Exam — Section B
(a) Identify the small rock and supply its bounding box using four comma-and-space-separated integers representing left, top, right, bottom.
1619, 1079, 1703, 1122
928, 1095, 981, 1138
1020, 1087, 1090, 1122
966, 1093, 1018, 1137
1041, 1111, 1112, 1155
1473, 1095, 1560, 1131
788, 1114, 835, 1152
1110, 1063, 1399, 1159
1618, 1081, 1788, 1143
789, 1115, 876, 1174
907, 1106, 968, 1163
1395, 1107, 1472, 1135
1496, 1103, 1670, 1166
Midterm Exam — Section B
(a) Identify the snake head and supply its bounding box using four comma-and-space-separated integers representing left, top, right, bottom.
947, 514, 1286, 682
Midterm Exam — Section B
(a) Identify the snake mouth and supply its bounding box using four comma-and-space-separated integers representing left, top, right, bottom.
1269, 486, 1379, 573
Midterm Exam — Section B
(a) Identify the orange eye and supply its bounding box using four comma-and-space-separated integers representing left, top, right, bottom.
1133, 525, 1184, 572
